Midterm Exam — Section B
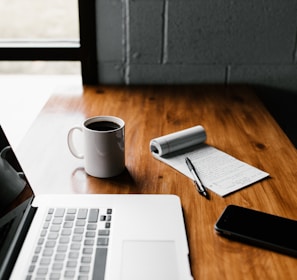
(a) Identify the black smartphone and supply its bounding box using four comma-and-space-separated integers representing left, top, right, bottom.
214, 205, 297, 257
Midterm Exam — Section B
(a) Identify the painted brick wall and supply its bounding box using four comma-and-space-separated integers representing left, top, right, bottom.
96, 0, 297, 91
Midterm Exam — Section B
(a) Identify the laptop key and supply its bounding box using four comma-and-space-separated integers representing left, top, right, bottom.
78, 209, 88, 219
66, 260, 77, 268
46, 214, 53, 221
67, 208, 77, 214
65, 214, 75, 221
84, 239, 95, 246
88, 209, 99, 223
40, 257, 50, 266
35, 246, 42, 254
78, 276, 88, 280
63, 221, 74, 228
48, 232, 59, 240
61, 228, 72, 236
50, 272, 61, 280
50, 225, 61, 232
45, 240, 56, 248
52, 262, 63, 271
54, 208, 65, 217
93, 247, 107, 280
43, 222, 50, 229
72, 235, 83, 242
52, 218, 63, 225
81, 256, 91, 263
64, 270, 75, 278
105, 222, 111, 228
54, 253, 66, 261
28, 265, 35, 273
32, 255, 38, 263
59, 236, 70, 244
86, 231, 96, 238
70, 243, 81, 250
97, 237, 109, 246
76, 220, 86, 227
57, 245, 68, 252
43, 248, 54, 257
37, 267, 48, 275
82, 247, 93, 255
98, 229, 110, 236
74, 227, 84, 234
69, 251, 79, 259
87, 224, 97, 230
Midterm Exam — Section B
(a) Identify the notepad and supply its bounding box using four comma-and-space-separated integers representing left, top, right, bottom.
150, 125, 269, 196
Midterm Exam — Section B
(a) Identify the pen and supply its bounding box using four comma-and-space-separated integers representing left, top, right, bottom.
185, 157, 209, 199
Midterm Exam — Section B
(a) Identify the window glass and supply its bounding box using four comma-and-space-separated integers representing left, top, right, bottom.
0, 61, 81, 75
0, 0, 79, 40
0, 0, 80, 75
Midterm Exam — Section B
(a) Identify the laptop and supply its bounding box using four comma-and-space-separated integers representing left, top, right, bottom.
0, 125, 193, 280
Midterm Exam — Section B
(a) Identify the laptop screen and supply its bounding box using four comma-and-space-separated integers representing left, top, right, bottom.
0, 126, 34, 278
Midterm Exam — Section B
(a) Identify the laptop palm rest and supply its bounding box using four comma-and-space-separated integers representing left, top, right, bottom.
121, 240, 179, 280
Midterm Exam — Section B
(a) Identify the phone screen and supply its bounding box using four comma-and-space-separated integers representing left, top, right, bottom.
215, 205, 297, 257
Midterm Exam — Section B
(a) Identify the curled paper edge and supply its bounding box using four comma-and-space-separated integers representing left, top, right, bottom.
150, 125, 206, 157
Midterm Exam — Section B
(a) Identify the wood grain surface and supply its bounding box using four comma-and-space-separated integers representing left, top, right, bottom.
17, 85, 297, 279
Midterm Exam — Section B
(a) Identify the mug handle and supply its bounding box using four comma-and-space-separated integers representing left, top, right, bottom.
67, 126, 84, 159
0, 145, 25, 179
0, 145, 11, 158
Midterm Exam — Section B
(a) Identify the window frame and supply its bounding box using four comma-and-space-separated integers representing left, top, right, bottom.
0, 0, 97, 84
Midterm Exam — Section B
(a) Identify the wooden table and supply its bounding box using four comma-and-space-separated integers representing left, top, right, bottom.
17, 85, 297, 279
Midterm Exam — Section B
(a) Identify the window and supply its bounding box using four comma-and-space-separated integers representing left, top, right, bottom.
0, 0, 97, 84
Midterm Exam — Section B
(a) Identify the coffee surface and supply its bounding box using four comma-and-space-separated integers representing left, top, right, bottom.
86, 121, 120, 131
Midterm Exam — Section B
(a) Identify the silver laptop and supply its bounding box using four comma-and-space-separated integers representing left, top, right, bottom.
0, 126, 193, 280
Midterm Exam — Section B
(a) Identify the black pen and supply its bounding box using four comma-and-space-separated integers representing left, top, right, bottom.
185, 157, 209, 199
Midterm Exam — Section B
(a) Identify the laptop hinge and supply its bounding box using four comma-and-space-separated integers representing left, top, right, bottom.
0, 198, 37, 280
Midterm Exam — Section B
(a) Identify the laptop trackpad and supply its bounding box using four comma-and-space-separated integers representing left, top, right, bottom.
121, 240, 179, 280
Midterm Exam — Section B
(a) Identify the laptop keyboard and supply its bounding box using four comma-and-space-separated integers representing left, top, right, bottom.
26, 207, 112, 280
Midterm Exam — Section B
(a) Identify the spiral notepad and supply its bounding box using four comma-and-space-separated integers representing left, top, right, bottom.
150, 125, 269, 196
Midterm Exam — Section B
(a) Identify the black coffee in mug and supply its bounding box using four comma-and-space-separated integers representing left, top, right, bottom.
86, 121, 120, 131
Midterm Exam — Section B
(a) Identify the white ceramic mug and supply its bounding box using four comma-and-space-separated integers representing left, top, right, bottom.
67, 116, 125, 178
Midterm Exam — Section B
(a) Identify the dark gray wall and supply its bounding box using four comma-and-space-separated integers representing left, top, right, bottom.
96, 0, 297, 91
